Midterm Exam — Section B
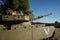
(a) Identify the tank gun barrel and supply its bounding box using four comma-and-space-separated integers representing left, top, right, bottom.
33, 13, 52, 20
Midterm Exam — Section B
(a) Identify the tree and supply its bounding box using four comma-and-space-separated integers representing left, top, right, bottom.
0, 0, 29, 14
55, 21, 60, 28
2, 0, 28, 11
0, 5, 5, 13
3, 0, 19, 10
17, 0, 29, 11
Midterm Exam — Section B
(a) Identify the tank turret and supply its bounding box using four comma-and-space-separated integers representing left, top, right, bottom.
1, 9, 30, 22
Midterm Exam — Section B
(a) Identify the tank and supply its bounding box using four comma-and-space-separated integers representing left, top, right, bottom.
0, 9, 55, 40
0, 0, 55, 40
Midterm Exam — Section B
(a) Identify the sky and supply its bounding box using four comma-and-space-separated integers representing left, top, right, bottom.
0, 0, 60, 23
29, 0, 60, 23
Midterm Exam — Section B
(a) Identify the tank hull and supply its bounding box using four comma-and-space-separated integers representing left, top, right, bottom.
0, 25, 55, 40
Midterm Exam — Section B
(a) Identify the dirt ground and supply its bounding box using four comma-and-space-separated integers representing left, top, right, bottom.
53, 28, 60, 40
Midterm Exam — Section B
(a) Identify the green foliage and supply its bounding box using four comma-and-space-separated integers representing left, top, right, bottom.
3, 0, 13, 8
54, 21, 60, 28
2, 0, 29, 11
0, 5, 5, 13
17, 0, 29, 11
12, 0, 19, 10
0, 0, 30, 14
